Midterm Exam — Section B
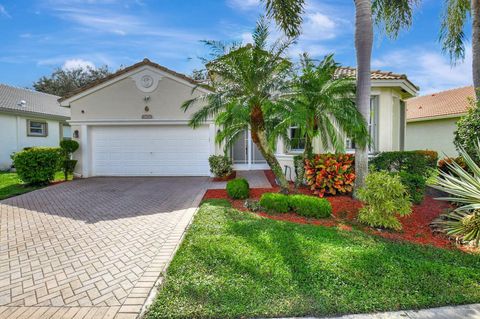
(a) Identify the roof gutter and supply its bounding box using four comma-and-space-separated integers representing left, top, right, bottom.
407, 113, 465, 123
0, 107, 70, 121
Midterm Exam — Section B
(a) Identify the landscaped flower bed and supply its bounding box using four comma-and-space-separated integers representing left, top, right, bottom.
203, 175, 455, 249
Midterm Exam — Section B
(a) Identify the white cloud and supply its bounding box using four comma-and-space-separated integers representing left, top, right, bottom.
372, 44, 473, 95
301, 12, 337, 40
226, 0, 260, 11
62, 59, 96, 70
0, 4, 11, 18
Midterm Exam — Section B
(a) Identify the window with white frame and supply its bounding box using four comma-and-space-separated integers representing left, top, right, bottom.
27, 120, 48, 137
289, 127, 306, 152
345, 96, 379, 153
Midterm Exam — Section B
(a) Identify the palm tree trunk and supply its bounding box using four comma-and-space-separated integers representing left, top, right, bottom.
250, 105, 289, 193
472, 0, 480, 100
353, 0, 373, 195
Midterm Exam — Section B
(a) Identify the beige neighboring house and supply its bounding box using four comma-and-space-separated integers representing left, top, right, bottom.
406, 86, 475, 157
59, 59, 417, 179
0, 84, 71, 170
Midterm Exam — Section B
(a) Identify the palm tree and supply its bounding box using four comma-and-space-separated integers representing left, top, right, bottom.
263, 0, 418, 191
280, 53, 369, 158
182, 19, 294, 193
440, 0, 480, 100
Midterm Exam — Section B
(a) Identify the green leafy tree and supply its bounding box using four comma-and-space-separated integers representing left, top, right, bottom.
33, 65, 111, 97
284, 53, 368, 158
182, 19, 294, 192
263, 0, 418, 192
440, 0, 480, 100
454, 99, 480, 163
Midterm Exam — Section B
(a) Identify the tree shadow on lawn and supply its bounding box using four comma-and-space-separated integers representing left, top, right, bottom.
175, 207, 480, 318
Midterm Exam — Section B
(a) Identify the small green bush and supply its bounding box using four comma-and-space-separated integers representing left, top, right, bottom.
208, 155, 233, 178
226, 178, 249, 199
289, 194, 331, 218
60, 139, 79, 181
357, 171, 412, 231
397, 172, 426, 204
12, 147, 62, 185
259, 193, 290, 213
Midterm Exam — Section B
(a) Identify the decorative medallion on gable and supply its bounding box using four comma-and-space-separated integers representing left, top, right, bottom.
131, 69, 163, 93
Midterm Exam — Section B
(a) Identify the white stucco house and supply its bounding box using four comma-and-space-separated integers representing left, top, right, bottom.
406, 86, 475, 157
0, 84, 71, 170
60, 59, 418, 179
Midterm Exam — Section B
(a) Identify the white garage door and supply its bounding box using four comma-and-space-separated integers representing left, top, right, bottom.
91, 125, 210, 176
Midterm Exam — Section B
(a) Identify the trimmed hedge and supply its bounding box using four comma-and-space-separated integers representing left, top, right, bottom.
259, 193, 290, 213
370, 151, 430, 178
226, 178, 249, 199
415, 150, 438, 169
12, 147, 61, 185
289, 194, 331, 218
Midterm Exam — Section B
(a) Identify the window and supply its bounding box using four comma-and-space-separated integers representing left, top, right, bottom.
289, 127, 306, 151
345, 96, 379, 153
27, 120, 48, 137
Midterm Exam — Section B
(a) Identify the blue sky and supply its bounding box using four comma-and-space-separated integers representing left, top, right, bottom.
0, 0, 473, 94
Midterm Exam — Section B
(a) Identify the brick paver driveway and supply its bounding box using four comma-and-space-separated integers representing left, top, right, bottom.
0, 177, 210, 319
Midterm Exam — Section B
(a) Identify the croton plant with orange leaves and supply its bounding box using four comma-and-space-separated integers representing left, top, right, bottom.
304, 154, 355, 197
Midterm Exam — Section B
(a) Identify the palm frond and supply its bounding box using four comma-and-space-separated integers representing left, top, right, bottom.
262, 0, 305, 37
439, 0, 470, 63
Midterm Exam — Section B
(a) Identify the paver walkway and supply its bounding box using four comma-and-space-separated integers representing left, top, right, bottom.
0, 177, 210, 318
208, 170, 272, 189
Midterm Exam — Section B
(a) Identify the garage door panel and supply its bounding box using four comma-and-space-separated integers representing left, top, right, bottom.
91, 125, 210, 176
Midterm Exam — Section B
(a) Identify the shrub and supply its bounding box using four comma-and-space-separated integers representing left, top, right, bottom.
415, 150, 438, 169
208, 155, 233, 178
398, 172, 426, 205
370, 151, 430, 178
357, 171, 412, 231
12, 147, 62, 185
288, 194, 332, 218
304, 153, 355, 197
60, 140, 79, 181
226, 178, 249, 199
454, 99, 480, 164
432, 142, 480, 246
259, 193, 290, 213
438, 156, 468, 174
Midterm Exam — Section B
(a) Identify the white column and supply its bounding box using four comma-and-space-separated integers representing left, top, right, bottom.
247, 128, 252, 170
81, 125, 90, 177
209, 123, 216, 176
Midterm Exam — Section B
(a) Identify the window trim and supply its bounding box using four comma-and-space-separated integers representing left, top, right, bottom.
288, 126, 306, 153
27, 120, 48, 137
345, 95, 379, 153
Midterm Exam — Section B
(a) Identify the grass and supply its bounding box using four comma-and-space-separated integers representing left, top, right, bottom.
146, 200, 480, 319
0, 171, 73, 200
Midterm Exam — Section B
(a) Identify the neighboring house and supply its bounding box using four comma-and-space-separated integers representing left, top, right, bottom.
405, 86, 475, 157
60, 59, 417, 178
0, 84, 71, 170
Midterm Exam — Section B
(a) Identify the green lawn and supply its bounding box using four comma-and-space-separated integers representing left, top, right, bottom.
147, 199, 480, 319
0, 171, 72, 200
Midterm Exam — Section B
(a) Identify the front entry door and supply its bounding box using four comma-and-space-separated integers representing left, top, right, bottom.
231, 129, 268, 170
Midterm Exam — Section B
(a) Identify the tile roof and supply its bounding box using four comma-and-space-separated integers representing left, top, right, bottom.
0, 84, 70, 119
334, 67, 418, 90
406, 86, 475, 121
59, 58, 205, 102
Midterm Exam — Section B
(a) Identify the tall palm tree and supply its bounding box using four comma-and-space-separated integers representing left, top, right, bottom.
280, 53, 369, 158
263, 0, 418, 191
182, 19, 294, 193
440, 0, 480, 100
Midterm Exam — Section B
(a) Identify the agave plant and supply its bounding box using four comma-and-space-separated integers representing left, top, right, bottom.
432, 142, 480, 246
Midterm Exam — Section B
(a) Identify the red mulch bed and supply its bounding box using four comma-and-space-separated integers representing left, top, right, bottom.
203, 180, 457, 249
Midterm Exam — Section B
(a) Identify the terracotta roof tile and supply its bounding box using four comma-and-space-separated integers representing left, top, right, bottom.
334, 67, 418, 90
406, 86, 475, 121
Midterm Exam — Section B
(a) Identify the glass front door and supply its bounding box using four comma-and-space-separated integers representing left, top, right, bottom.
231, 129, 268, 169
